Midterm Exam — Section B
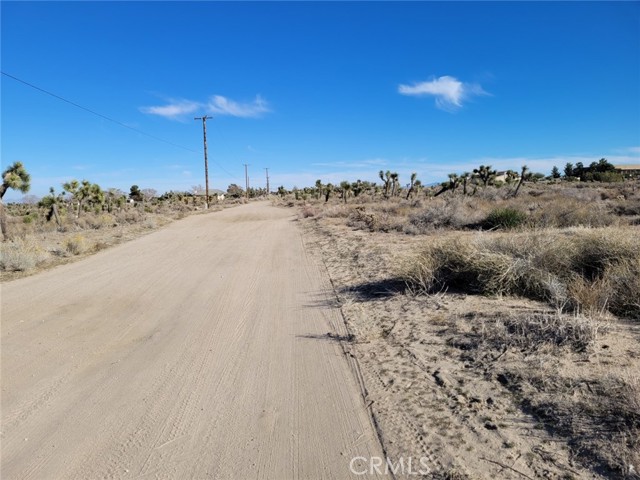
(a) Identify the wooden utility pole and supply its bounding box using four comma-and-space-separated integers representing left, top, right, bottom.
194, 116, 212, 209
244, 163, 250, 200
264, 168, 270, 196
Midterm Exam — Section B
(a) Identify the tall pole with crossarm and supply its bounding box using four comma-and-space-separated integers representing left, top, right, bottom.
194, 115, 212, 209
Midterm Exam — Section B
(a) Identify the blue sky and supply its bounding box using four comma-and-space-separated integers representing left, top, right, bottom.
2, 1, 639, 200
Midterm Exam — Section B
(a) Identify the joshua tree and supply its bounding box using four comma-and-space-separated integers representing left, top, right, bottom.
379, 170, 392, 198
324, 183, 334, 202
473, 165, 496, 188
513, 165, 530, 197
339, 181, 351, 203
390, 172, 399, 197
406, 172, 419, 199
551, 166, 561, 179
460, 172, 471, 195
106, 188, 126, 213
39, 187, 63, 228
352, 179, 364, 198
315, 179, 323, 200
87, 183, 104, 212
1, 161, 31, 240
63, 179, 97, 218
505, 170, 519, 184
434, 173, 460, 197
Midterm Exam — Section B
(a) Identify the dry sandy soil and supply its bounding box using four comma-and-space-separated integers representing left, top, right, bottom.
301, 214, 640, 479
1, 202, 385, 479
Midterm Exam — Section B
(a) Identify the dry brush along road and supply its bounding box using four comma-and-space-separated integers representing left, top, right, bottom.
1, 202, 386, 479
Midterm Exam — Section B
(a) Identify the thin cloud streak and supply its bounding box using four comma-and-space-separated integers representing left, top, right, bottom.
399, 75, 488, 112
139, 99, 200, 119
140, 95, 270, 120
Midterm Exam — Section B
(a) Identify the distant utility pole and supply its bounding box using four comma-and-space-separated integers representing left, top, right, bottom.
194, 115, 212, 209
264, 168, 270, 196
244, 163, 250, 200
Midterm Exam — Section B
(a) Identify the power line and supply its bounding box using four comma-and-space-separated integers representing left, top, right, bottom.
2, 70, 243, 184
2, 71, 201, 154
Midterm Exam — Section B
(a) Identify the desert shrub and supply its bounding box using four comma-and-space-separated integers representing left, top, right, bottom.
481, 312, 605, 352
408, 197, 485, 232
0, 238, 49, 272
115, 209, 143, 224
483, 207, 527, 230
65, 234, 87, 255
347, 208, 405, 233
300, 205, 317, 218
472, 186, 506, 201
143, 218, 157, 229
85, 213, 116, 229
605, 261, 640, 319
613, 199, 640, 216
527, 196, 619, 229
403, 227, 640, 318
318, 204, 351, 219
22, 212, 38, 224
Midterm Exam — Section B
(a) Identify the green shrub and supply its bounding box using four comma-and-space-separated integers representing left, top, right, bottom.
23, 214, 36, 224
483, 207, 527, 230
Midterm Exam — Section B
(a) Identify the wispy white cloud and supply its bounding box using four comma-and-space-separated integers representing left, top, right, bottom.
398, 75, 488, 112
140, 99, 200, 119
140, 94, 270, 120
207, 95, 269, 118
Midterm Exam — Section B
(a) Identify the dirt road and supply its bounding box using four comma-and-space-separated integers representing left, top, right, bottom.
1, 202, 384, 479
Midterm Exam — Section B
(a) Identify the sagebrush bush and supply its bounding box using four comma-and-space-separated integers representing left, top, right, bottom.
408, 197, 481, 232
300, 205, 317, 218
0, 238, 49, 272
403, 227, 640, 318
528, 198, 619, 228
65, 234, 87, 255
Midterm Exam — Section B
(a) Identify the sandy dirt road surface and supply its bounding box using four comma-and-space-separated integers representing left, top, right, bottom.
1, 202, 384, 479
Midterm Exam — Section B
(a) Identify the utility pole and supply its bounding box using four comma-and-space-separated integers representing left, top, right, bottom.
194, 115, 212, 209
244, 163, 250, 200
264, 168, 270, 196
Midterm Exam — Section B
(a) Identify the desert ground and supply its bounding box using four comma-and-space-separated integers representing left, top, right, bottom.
294, 183, 640, 480
1, 202, 384, 479
2, 191, 639, 479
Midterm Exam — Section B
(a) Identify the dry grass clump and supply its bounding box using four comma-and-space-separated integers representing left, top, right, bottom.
0, 238, 49, 272
64, 234, 88, 255
315, 204, 351, 219
347, 206, 406, 233
115, 209, 144, 224
480, 312, 606, 352
408, 197, 486, 232
403, 227, 640, 318
527, 197, 619, 228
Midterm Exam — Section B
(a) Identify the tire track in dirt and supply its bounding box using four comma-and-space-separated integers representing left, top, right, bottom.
1, 202, 384, 479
